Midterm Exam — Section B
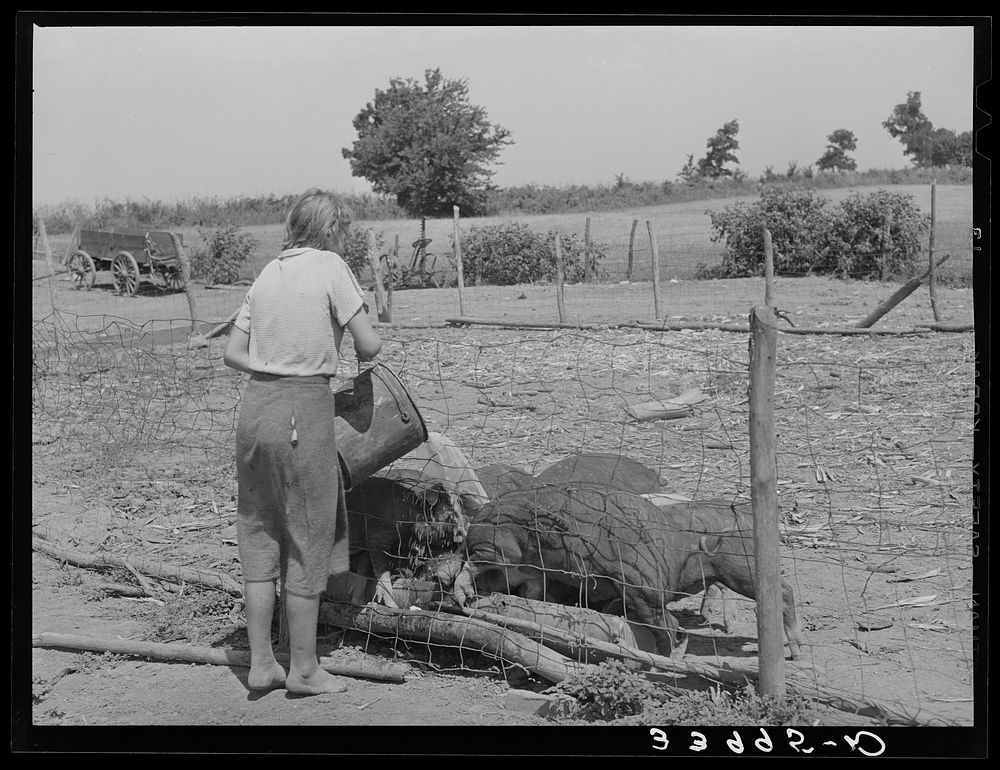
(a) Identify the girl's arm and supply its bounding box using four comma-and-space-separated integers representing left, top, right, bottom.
346, 307, 383, 362
223, 325, 253, 373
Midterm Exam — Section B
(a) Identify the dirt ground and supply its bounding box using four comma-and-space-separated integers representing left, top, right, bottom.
21, 266, 983, 752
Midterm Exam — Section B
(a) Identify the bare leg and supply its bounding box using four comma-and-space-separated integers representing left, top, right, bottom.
284, 591, 348, 695
243, 580, 287, 691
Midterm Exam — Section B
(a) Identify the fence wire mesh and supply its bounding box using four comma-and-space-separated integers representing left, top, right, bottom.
30, 270, 978, 724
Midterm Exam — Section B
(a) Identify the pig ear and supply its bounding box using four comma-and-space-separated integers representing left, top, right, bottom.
460, 493, 486, 515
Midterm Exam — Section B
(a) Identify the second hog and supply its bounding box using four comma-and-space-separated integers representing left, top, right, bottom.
451, 485, 803, 660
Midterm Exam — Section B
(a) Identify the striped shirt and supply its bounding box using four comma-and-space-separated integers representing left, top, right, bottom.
233, 247, 366, 377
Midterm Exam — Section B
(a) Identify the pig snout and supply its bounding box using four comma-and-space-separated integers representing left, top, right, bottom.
449, 521, 529, 606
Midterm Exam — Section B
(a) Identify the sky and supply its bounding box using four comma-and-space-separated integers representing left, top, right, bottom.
28, 21, 979, 206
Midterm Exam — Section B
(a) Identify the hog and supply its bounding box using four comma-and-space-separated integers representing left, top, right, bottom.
474, 463, 537, 500
522, 453, 727, 628
406, 432, 490, 505
346, 468, 470, 608
535, 452, 667, 494
451, 485, 803, 660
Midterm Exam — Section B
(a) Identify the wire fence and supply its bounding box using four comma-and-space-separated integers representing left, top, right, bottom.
31, 277, 978, 724
30, 183, 978, 724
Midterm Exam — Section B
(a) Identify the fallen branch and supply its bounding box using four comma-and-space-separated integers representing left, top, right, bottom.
459, 605, 660, 669
446, 317, 944, 337
856, 254, 952, 329
637, 321, 941, 337
32, 269, 69, 281
319, 600, 588, 684
31, 632, 408, 683
447, 316, 629, 331
188, 307, 241, 349
90, 582, 148, 598
774, 326, 933, 337
122, 560, 161, 597
33, 536, 243, 596
915, 323, 975, 333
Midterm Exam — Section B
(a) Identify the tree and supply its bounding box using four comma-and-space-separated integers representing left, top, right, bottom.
924, 127, 974, 167
342, 68, 513, 217
883, 91, 971, 167
816, 129, 858, 172
677, 153, 699, 184
696, 119, 741, 178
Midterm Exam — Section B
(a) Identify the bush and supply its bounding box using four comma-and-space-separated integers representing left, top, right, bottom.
709, 186, 835, 277
458, 223, 608, 286
610, 684, 824, 727
708, 185, 928, 280
828, 189, 929, 279
544, 230, 607, 283
461, 223, 552, 285
341, 228, 385, 282
190, 225, 257, 284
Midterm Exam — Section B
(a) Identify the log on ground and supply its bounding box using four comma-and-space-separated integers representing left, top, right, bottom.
319, 600, 588, 684
31, 632, 408, 683
33, 536, 243, 596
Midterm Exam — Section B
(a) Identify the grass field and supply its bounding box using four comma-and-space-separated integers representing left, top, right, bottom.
250, 183, 973, 284
35, 184, 973, 286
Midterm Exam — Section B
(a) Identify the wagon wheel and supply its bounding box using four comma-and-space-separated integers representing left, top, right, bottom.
67, 250, 96, 290
150, 264, 186, 292
112, 251, 140, 296
165, 267, 186, 292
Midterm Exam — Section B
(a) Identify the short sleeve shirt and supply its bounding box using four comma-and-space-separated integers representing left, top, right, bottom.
233, 247, 366, 377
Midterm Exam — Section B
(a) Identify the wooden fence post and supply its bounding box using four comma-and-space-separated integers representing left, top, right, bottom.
748, 305, 785, 699
584, 215, 592, 283
880, 212, 892, 282
627, 219, 638, 282
554, 231, 567, 323
646, 221, 662, 321
928, 181, 942, 322
763, 228, 775, 309
61, 224, 80, 268
168, 231, 202, 336
453, 206, 465, 317
366, 228, 391, 323
36, 215, 58, 315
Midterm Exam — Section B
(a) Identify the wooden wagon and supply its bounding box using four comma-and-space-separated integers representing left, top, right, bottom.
67, 229, 187, 296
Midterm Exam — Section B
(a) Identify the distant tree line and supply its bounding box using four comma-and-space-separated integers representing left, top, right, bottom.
676, 91, 971, 186
33, 164, 972, 237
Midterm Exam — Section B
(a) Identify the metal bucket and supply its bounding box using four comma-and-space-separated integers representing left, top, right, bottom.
334, 364, 428, 490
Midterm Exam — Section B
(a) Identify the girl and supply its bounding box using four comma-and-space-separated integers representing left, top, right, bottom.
224, 188, 382, 694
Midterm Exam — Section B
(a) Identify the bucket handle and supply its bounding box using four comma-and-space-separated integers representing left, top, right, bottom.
370, 364, 412, 424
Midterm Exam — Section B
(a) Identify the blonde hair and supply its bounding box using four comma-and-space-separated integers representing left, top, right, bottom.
281, 188, 354, 250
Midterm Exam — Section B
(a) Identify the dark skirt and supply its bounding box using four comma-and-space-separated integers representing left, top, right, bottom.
235, 374, 348, 596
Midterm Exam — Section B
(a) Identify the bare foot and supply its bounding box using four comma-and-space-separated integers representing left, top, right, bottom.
248, 660, 287, 691
285, 666, 348, 696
